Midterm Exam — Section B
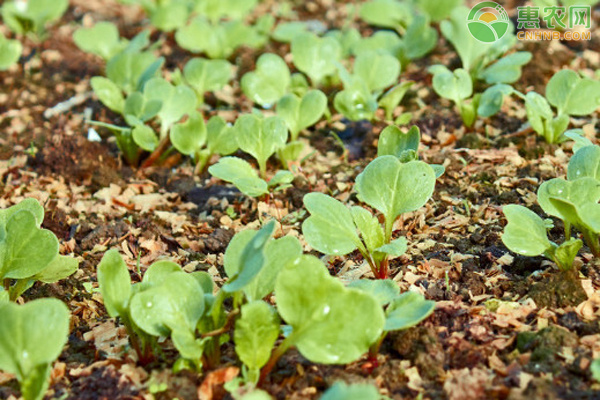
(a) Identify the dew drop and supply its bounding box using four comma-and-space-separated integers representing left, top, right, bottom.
22, 350, 29, 359
322, 305, 331, 315
146, 301, 153, 308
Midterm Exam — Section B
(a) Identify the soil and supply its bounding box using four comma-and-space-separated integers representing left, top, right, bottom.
2, 0, 600, 399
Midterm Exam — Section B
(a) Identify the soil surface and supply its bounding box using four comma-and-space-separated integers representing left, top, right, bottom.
2, 0, 600, 399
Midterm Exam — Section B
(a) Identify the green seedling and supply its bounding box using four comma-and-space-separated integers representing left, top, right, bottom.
241, 53, 291, 107
220, 114, 288, 180
429, 65, 514, 127
502, 205, 583, 271
377, 125, 445, 177
208, 157, 294, 198
276, 89, 327, 141
182, 58, 233, 104
0, 298, 70, 400
98, 249, 211, 367
272, 21, 313, 43
348, 279, 435, 358
502, 142, 600, 267
358, 0, 411, 30
0, 199, 79, 301
521, 70, 600, 143
357, 2, 437, 63
334, 51, 404, 121
0, 32, 22, 70
171, 114, 238, 174
143, 77, 196, 138
2, 0, 68, 39
303, 155, 437, 279
291, 32, 341, 87
176, 17, 268, 59
73, 22, 129, 61
325, 28, 362, 59
259, 254, 386, 381
441, 7, 531, 84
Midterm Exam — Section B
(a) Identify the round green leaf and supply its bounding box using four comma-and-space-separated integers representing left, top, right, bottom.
501, 205, 551, 257
241, 53, 290, 107
355, 156, 436, 225
302, 193, 362, 256
275, 255, 385, 364
0, 298, 69, 381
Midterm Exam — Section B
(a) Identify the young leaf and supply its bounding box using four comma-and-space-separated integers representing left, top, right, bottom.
350, 206, 385, 259
131, 124, 158, 151
479, 52, 532, 84
0, 198, 45, 228
0, 298, 69, 400
33, 255, 79, 283
352, 30, 402, 58
355, 157, 436, 234
376, 237, 408, 257
97, 249, 132, 318
241, 53, 291, 107
333, 78, 378, 121
378, 81, 414, 121
276, 90, 327, 140
291, 33, 341, 86
106, 52, 163, 94
347, 279, 400, 306
123, 92, 162, 122
171, 111, 207, 156
537, 177, 600, 221
143, 78, 196, 134
0, 32, 22, 71
130, 271, 205, 336
567, 145, 600, 181
235, 114, 288, 177
501, 204, 552, 256
91, 77, 125, 114
206, 115, 238, 156
225, 230, 303, 301
0, 210, 59, 280
321, 382, 382, 400
401, 15, 437, 61
183, 58, 233, 102
222, 221, 276, 293
208, 157, 269, 198
430, 66, 473, 105
303, 193, 362, 256
2, 0, 68, 37
384, 291, 435, 331
73, 22, 126, 60
354, 51, 400, 93
546, 69, 600, 116
478, 84, 513, 118
359, 0, 409, 29
555, 238, 583, 271
377, 125, 419, 160
234, 301, 280, 381
275, 255, 385, 364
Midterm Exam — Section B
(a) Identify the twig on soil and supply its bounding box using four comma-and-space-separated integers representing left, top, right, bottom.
44, 92, 94, 119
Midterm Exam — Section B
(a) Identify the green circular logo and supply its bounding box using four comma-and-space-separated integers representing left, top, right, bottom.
467, 1, 510, 43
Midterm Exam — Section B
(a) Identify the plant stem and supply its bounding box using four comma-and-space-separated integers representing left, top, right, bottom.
201, 309, 239, 338
259, 160, 267, 180
582, 230, 600, 258
367, 332, 387, 362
